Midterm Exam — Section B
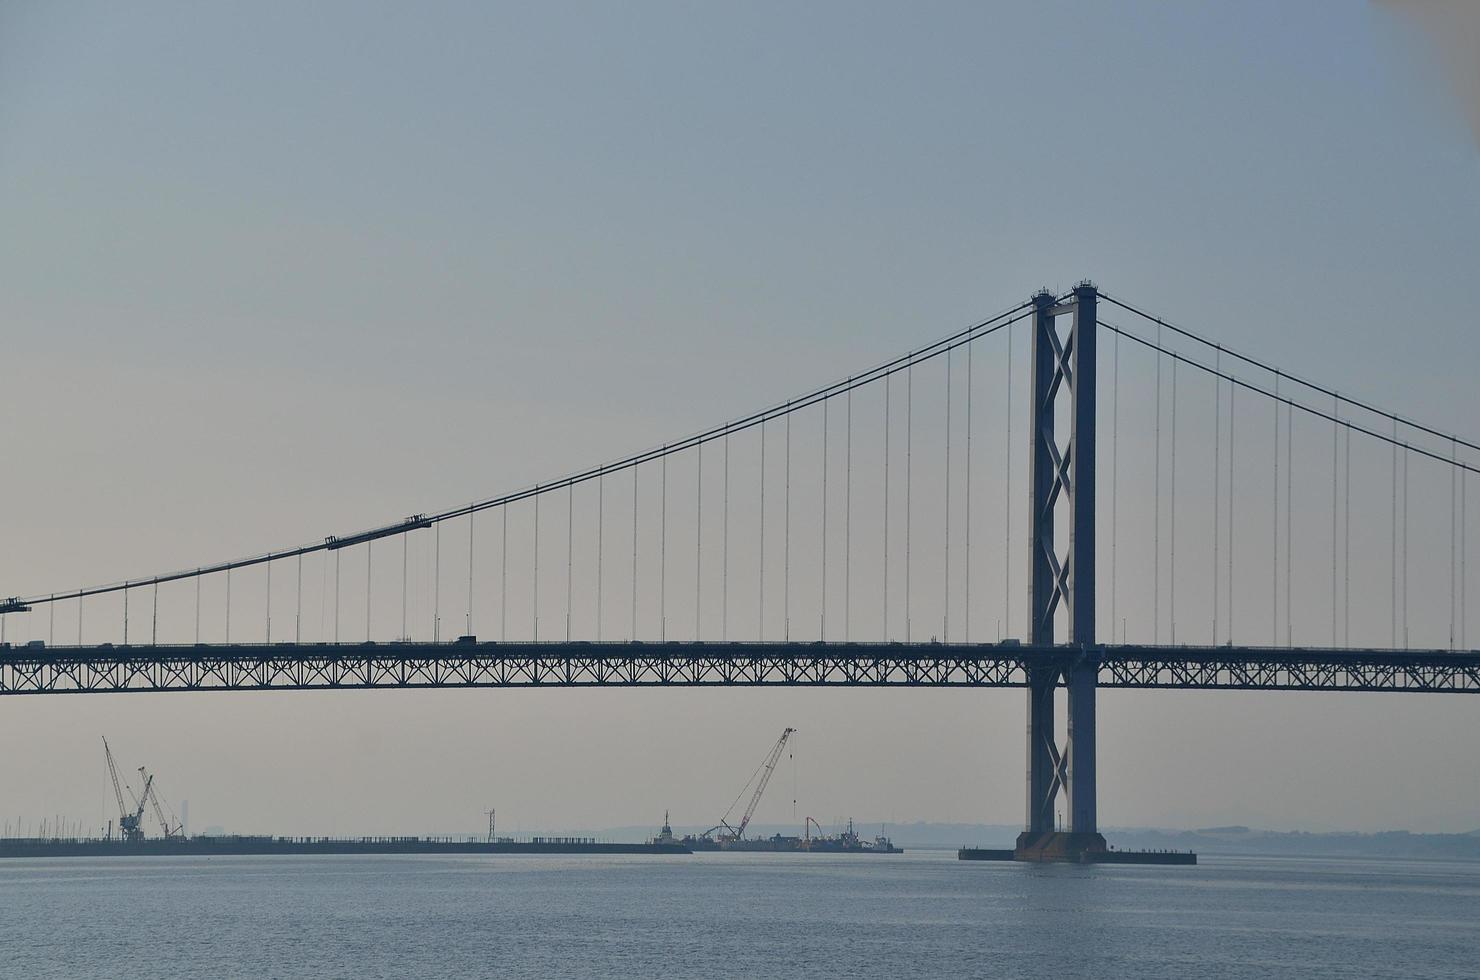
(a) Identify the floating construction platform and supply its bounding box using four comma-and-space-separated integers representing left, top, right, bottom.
684, 832, 901, 854
0, 835, 692, 859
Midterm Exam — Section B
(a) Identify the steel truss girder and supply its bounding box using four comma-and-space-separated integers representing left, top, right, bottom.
2, 642, 1476, 695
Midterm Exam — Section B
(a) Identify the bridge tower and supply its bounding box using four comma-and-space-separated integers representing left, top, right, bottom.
1017, 282, 1106, 860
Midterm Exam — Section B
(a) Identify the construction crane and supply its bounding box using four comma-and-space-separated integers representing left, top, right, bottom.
139, 766, 181, 838
735, 727, 795, 839
103, 737, 146, 842
710, 726, 796, 841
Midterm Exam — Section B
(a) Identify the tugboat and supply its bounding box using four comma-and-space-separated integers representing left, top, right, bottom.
650, 811, 678, 847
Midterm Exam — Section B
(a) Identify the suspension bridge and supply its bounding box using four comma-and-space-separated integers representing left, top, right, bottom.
3, 281, 1476, 857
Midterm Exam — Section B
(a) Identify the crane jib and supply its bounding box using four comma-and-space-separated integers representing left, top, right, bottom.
735, 727, 796, 839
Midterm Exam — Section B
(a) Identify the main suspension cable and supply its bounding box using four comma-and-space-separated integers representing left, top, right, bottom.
1101, 321, 1480, 475
17, 302, 1035, 609
1101, 292, 1480, 455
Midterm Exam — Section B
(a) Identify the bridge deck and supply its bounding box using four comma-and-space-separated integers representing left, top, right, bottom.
1, 641, 1477, 694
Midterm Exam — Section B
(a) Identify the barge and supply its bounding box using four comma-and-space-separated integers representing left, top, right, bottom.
680, 818, 901, 854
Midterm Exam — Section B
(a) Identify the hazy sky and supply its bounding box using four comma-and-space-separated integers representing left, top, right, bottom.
2, 1, 1478, 837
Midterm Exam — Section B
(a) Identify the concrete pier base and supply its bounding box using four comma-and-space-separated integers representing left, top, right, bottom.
959, 833, 1197, 866
1013, 830, 1109, 863
964, 846, 1195, 870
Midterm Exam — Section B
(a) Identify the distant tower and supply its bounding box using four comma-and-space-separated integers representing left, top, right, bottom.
486, 808, 496, 843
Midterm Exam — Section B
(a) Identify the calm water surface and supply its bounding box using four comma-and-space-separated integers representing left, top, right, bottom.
4, 850, 1478, 978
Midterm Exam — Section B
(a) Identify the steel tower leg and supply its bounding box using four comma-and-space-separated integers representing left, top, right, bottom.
1066, 284, 1099, 837
1024, 666, 1057, 835
1066, 664, 1097, 835
1023, 290, 1059, 839
1017, 283, 1104, 858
